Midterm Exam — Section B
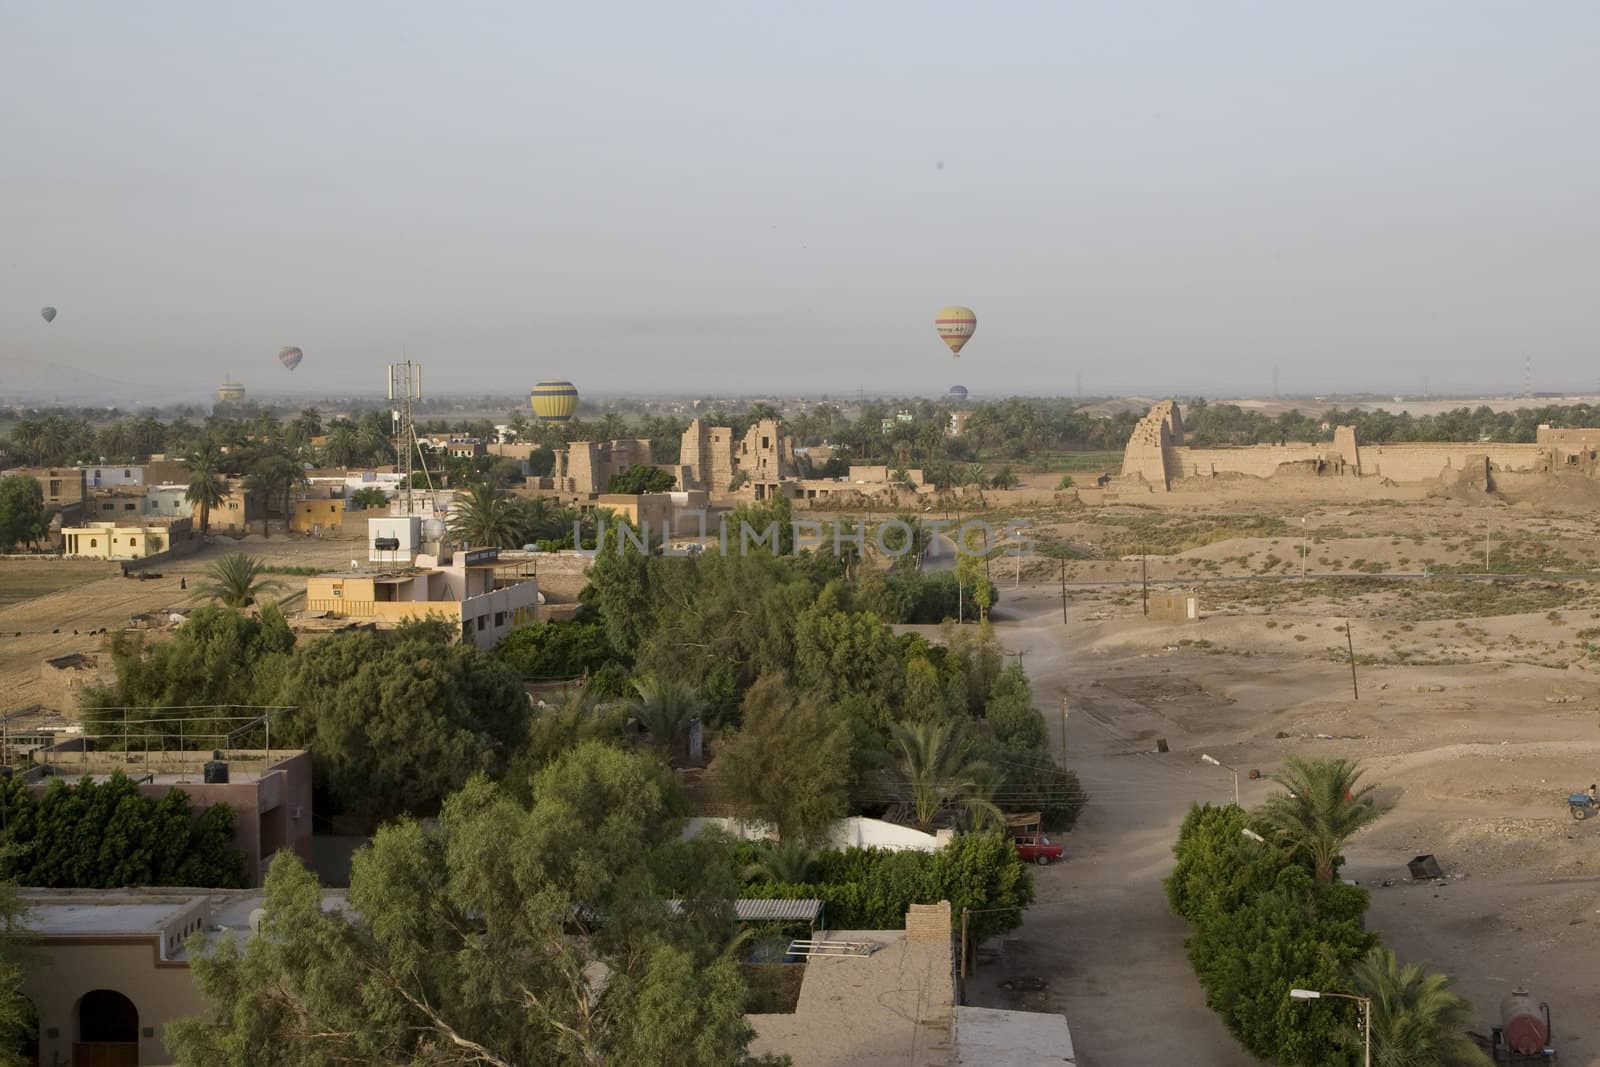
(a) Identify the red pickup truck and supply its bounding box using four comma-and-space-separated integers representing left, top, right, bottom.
1012, 834, 1064, 866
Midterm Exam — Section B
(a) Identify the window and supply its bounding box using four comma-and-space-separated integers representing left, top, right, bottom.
123, 469, 131, 478
124, 503, 136, 511
331, 588, 342, 598
494, 611, 506, 627
477, 614, 489, 630
89, 539, 97, 548
48, 479, 61, 496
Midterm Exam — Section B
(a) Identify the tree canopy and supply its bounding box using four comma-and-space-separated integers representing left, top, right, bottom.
0, 475, 49, 553
166, 744, 766, 1067
0, 774, 246, 889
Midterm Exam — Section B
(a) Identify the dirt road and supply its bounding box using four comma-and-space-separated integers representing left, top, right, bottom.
964, 589, 1248, 1066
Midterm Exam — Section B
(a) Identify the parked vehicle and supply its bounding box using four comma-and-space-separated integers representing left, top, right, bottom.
1569, 785, 1597, 820
1011, 834, 1063, 866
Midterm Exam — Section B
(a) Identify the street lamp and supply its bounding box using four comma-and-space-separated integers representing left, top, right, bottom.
1289, 989, 1371, 1067
1201, 753, 1239, 806
1240, 827, 1265, 843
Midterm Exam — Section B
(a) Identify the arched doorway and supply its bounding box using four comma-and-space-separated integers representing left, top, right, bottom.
72, 989, 138, 1066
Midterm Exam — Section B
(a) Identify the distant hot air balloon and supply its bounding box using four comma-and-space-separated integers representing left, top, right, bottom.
531, 379, 579, 422
948, 385, 969, 400
935, 306, 976, 358
278, 346, 304, 372
40, 307, 56, 324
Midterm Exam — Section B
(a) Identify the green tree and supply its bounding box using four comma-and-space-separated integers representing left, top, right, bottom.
184, 447, 230, 537
629, 676, 705, 756
494, 620, 617, 680
984, 663, 1048, 750
0, 774, 247, 889
1346, 946, 1491, 1067
0, 875, 32, 1067
348, 486, 388, 510
447, 483, 521, 548
887, 721, 1002, 832
742, 838, 819, 884
712, 675, 851, 842
988, 465, 1019, 489
243, 454, 305, 538
82, 604, 294, 722
276, 622, 529, 823
197, 553, 281, 608
166, 745, 760, 1066
0, 475, 48, 553
1166, 804, 1375, 1065
1259, 757, 1386, 884
606, 464, 675, 494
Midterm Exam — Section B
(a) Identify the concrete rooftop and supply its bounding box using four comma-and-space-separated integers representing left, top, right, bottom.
747, 930, 956, 1067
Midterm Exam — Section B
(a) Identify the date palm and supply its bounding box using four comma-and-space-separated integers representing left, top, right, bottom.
1348, 946, 1492, 1067
184, 447, 228, 536
743, 839, 818, 884
1258, 756, 1386, 884
197, 553, 281, 608
628, 676, 705, 756
447, 483, 520, 548
888, 720, 1002, 832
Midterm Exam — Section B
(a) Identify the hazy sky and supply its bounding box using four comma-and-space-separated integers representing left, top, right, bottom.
3, 2, 1597, 401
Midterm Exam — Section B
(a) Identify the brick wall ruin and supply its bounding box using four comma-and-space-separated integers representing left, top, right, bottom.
1120, 401, 1573, 492
552, 439, 654, 496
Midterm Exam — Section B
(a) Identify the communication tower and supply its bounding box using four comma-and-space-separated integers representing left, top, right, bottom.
387, 361, 429, 516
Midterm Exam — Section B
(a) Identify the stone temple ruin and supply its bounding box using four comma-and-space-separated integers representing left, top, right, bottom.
1117, 400, 1600, 493
540, 417, 925, 506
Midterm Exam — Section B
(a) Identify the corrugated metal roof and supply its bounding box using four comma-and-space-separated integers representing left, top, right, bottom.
665, 898, 823, 923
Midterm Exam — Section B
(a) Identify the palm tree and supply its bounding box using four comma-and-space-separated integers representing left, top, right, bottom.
184, 448, 228, 536
1258, 756, 1386, 884
448, 483, 520, 548
197, 553, 281, 608
628, 676, 704, 756
1347, 946, 1492, 1067
743, 839, 819, 884
888, 720, 1003, 832
244, 455, 306, 539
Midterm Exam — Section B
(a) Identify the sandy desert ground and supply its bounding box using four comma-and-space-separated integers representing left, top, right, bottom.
960, 487, 1600, 1066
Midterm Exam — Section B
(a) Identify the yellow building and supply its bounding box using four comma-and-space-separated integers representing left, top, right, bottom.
62, 520, 185, 560
290, 497, 348, 534
304, 547, 539, 649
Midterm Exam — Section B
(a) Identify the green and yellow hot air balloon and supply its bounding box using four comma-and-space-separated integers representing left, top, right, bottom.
531, 379, 579, 422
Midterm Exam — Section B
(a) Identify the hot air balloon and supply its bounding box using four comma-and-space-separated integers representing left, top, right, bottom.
935, 306, 976, 358
40, 307, 56, 324
948, 385, 969, 400
278, 346, 304, 372
531, 380, 579, 422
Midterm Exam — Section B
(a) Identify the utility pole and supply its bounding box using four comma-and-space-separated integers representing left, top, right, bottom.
1058, 696, 1068, 768
1059, 557, 1068, 623
1141, 546, 1149, 616
1301, 516, 1308, 578
960, 908, 970, 978
1484, 516, 1491, 572
1345, 619, 1360, 701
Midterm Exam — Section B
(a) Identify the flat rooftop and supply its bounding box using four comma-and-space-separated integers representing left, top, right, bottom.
747, 930, 956, 1067
27, 900, 191, 937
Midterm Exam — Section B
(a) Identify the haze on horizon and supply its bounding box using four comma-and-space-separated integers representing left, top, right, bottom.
3, 2, 1597, 403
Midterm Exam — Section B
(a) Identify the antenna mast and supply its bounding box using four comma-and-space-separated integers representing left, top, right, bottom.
388, 361, 423, 516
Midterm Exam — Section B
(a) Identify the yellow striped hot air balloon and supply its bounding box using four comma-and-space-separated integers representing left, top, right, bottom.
935, 306, 976, 358
531, 380, 579, 422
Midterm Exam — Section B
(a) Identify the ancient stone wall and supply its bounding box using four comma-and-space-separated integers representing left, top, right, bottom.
1120, 400, 1571, 489
553, 439, 654, 495
679, 420, 736, 491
